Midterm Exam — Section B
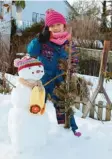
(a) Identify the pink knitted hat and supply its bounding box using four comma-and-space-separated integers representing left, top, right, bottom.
45, 9, 66, 27
14, 55, 43, 72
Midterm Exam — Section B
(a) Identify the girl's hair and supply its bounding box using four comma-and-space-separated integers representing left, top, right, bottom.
38, 26, 50, 43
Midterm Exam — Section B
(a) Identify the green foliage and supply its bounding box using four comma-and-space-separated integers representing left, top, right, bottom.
105, 77, 111, 83
52, 74, 89, 128
53, 82, 77, 108
0, 88, 11, 94
0, 84, 11, 94
11, 18, 17, 37
22, 21, 44, 35
53, 81, 75, 128
103, 72, 112, 83
9, 21, 44, 74
15, 0, 26, 9
11, 21, 44, 38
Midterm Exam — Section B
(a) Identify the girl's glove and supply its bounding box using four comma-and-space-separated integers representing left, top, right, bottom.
38, 26, 50, 43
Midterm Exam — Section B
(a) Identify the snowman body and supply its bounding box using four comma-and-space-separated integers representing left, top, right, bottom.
8, 58, 49, 153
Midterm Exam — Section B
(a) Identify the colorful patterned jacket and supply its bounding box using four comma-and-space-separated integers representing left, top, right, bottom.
27, 38, 79, 84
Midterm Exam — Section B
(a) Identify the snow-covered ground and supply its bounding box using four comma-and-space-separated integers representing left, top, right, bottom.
0, 74, 112, 159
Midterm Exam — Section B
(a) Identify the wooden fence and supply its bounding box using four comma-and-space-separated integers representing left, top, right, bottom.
78, 47, 112, 62
75, 97, 111, 121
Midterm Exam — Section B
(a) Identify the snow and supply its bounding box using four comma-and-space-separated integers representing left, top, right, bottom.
0, 74, 112, 159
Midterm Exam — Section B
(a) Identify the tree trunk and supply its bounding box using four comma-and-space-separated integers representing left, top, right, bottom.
64, 111, 70, 129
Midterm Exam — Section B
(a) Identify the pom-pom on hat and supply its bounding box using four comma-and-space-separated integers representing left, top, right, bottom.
45, 9, 66, 27
14, 55, 43, 72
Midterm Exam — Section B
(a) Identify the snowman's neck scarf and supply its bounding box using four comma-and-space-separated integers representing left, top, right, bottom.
18, 78, 43, 90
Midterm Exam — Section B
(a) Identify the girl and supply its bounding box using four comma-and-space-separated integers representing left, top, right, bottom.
27, 9, 81, 137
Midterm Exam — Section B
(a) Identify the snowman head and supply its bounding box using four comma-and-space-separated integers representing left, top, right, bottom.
14, 55, 44, 81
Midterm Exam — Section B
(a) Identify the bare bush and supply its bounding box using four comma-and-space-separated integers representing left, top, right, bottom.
68, 0, 101, 21
69, 16, 102, 48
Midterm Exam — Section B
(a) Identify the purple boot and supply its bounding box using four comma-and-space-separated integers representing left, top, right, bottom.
74, 131, 81, 137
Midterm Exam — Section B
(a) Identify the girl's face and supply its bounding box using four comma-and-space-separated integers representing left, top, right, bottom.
49, 23, 65, 33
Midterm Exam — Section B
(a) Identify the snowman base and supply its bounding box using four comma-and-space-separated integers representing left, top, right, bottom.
8, 107, 49, 153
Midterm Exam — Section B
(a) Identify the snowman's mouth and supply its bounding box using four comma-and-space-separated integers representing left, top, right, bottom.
32, 72, 44, 79
32, 70, 43, 74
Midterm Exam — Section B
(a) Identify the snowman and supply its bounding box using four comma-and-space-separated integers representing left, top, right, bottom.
8, 55, 49, 153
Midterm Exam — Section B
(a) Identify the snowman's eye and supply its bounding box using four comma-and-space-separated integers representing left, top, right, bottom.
39, 65, 41, 67
29, 67, 31, 69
